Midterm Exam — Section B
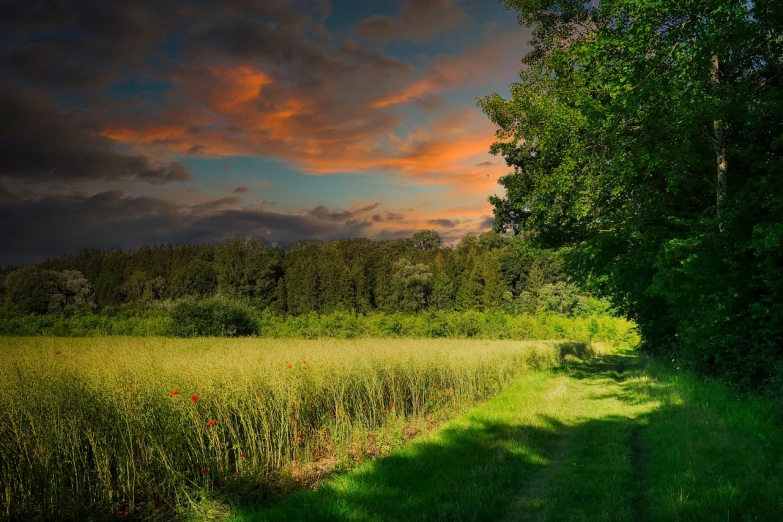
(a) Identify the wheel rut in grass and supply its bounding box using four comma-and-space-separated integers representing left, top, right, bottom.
502, 353, 651, 522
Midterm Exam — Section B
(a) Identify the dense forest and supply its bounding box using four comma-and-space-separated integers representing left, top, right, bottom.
0, 231, 608, 318
480, 0, 783, 393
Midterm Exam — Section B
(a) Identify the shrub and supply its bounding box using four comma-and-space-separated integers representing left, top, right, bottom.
170, 297, 256, 337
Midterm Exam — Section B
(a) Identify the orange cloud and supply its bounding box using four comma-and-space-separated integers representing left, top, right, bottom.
207, 66, 273, 114
99, 37, 517, 199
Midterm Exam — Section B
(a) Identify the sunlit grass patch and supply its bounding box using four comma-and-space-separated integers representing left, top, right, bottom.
242, 354, 783, 522
0, 337, 598, 520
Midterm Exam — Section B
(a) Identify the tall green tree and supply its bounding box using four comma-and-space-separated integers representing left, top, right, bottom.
481, 0, 783, 389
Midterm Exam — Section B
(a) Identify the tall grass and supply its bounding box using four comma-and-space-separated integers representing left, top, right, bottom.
0, 337, 611, 519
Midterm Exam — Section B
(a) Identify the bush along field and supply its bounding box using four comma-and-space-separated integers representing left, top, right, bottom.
0, 337, 615, 520
0, 302, 639, 347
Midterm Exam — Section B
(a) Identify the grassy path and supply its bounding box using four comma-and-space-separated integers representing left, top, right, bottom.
233, 353, 783, 521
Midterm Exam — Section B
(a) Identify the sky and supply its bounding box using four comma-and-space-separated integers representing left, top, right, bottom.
0, 0, 531, 266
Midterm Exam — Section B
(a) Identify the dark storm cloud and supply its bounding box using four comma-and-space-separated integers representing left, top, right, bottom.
185, 145, 208, 156
1, 0, 168, 90
428, 218, 459, 228
307, 202, 380, 222
0, 84, 191, 184
233, 186, 250, 194
355, 0, 466, 42
190, 196, 242, 213
374, 229, 420, 241
0, 0, 332, 95
479, 216, 495, 229
0, 190, 375, 265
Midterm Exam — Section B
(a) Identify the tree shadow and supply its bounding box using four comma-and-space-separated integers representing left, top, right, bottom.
228, 353, 783, 522
232, 415, 564, 521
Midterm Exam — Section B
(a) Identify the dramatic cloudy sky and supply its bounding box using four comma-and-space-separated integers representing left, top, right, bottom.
0, 0, 531, 265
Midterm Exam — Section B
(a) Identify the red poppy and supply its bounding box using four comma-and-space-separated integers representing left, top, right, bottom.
55, 350, 62, 355
302, 360, 307, 364
200, 468, 207, 474
190, 395, 199, 403
345, 414, 350, 419
206, 420, 216, 426
297, 436, 302, 442
170, 390, 179, 397
430, 395, 435, 400
220, 463, 227, 469
382, 409, 387, 414
287, 363, 293, 369
240, 453, 247, 458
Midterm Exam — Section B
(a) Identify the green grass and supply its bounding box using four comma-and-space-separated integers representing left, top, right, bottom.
0, 337, 605, 520
237, 353, 783, 521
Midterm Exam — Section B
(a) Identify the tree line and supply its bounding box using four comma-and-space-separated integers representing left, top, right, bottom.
480, 0, 783, 391
0, 231, 610, 319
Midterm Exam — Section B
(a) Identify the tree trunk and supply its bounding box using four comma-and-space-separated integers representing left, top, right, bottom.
711, 54, 727, 226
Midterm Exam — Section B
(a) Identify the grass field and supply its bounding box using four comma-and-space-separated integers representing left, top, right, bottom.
0, 337, 603, 520
242, 353, 783, 521
3, 337, 780, 521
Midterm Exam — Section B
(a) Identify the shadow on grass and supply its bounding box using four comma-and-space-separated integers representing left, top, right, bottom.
227, 353, 783, 522
232, 416, 563, 521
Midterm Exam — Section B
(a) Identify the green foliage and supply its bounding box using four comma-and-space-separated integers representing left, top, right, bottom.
214, 237, 283, 308
390, 259, 432, 312
251, 311, 638, 347
0, 309, 170, 336
170, 297, 257, 337
3, 267, 96, 315
481, 0, 783, 390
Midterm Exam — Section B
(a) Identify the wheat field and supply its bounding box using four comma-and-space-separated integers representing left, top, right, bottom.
0, 337, 605, 519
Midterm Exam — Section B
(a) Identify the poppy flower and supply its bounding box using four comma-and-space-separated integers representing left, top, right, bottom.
430, 395, 435, 400
345, 414, 350, 419
240, 453, 247, 458
119, 509, 129, 516
297, 436, 302, 442
221, 463, 227, 469
190, 395, 199, 403
287, 363, 293, 369
55, 350, 62, 355
200, 468, 207, 474
170, 390, 179, 397
206, 420, 216, 426
382, 409, 387, 414
302, 360, 307, 364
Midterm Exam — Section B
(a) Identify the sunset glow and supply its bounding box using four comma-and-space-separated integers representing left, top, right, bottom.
0, 0, 531, 264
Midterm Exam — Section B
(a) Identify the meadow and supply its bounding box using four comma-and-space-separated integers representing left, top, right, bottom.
245, 353, 783, 521
0, 337, 608, 520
